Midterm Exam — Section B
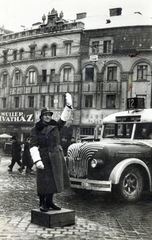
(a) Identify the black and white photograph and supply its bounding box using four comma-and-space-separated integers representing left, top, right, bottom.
0, 0, 152, 239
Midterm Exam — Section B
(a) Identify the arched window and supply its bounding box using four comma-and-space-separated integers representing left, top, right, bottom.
19, 49, 24, 60
42, 45, 48, 57
29, 70, 36, 84
14, 71, 20, 85
26, 66, 38, 85
107, 66, 117, 81
82, 64, 97, 82
13, 50, 17, 61
29, 43, 37, 58
63, 67, 71, 81
2, 72, 7, 87
137, 64, 148, 80
132, 61, 151, 81
60, 64, 75, 82
3, 50, 8, 63
51, 44, 56, 57
103, 61, 121, 82
85, 67, 94, 81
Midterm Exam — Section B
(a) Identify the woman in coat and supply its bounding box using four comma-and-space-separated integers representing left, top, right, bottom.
30, 93, 72, 212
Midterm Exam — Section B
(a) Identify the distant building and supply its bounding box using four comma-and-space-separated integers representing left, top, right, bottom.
0, 25, 13, 35
0, 8, 152, 140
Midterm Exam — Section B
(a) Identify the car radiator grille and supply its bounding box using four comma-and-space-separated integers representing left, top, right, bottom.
67, 142, 100, 178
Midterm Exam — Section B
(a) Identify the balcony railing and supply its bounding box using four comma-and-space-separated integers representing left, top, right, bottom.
103, 81, 121, 92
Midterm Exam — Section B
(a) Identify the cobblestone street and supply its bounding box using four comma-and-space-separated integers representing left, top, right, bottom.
1, 153, 152, 239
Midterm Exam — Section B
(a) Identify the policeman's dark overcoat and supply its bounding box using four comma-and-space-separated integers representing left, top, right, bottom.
30, 119, 70, 195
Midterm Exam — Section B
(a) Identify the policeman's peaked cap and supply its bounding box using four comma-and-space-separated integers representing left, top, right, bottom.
40, 107, 53, 119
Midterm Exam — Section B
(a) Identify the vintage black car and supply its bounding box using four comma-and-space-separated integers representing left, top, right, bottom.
67, 108, 152, 202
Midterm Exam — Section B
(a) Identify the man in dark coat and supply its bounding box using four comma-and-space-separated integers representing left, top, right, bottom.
30, 93, 72, 212
8, 136, 22, 172
60, 136, 69, 156
18, 138, 33, 174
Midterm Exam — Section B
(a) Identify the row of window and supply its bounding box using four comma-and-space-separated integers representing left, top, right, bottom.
1, 64, 149, 87
2, 39, 114, 64
1, 94, 118, 109
2, 42, 72, 63
91, 40, 113, 54
2, 95, 54, 109
1, 67, 72, 86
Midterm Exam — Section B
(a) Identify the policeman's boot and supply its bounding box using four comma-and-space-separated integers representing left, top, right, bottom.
39, 195, 49, 212
46, 194, 61, 210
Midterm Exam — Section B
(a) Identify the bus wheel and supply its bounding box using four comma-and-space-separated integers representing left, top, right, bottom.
118, 167, 143, 202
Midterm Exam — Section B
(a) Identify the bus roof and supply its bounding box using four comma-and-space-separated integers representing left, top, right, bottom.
103, 109, 152, 124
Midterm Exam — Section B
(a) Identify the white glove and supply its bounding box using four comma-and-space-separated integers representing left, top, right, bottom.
66, 93, 72, 108
36, 160, 44, 169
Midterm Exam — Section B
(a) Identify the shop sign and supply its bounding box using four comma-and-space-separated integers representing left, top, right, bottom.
21, 126, 33, 132
0, 111, 34, 123
81, 110, 104, 124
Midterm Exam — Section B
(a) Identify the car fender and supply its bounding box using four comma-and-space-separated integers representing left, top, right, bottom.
109, 158, 151, 188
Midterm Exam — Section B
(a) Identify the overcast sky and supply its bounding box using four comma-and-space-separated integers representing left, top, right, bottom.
0, 0, 152, 31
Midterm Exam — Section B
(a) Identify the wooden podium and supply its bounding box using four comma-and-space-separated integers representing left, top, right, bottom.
31, 208, 75, 228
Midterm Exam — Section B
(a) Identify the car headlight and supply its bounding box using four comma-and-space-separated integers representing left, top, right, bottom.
91, 159, 97, 168
91, 159, 104, 168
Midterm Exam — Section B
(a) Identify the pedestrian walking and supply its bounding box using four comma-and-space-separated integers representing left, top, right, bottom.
69, 137, 76, 145
18, 138, 33, 174
8, 136, 22, 172
30, 93, 73, 212
60, 136, 69, 157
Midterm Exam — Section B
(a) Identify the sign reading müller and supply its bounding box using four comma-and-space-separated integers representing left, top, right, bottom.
0, 110, 34, 123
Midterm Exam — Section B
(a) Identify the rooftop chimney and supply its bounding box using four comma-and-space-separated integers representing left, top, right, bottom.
109, 8, 122, 17
76, 12, 87, 20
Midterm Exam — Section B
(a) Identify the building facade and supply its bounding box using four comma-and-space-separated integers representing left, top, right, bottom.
0, 8, 152, 141
77, 8, 152, 138
0, 9, 83, 141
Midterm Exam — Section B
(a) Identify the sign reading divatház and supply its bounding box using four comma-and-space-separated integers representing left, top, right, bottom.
0, 111, 34, 123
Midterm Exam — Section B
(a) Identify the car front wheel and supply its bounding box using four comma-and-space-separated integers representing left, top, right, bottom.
118, 167, 143, 202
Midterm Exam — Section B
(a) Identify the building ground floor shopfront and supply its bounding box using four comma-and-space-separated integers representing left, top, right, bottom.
0, 110, 35, 148
0, 108, 117, 148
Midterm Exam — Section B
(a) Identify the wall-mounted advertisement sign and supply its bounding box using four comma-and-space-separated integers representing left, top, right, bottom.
81, 110, 104, 125
0, 111, 34, 123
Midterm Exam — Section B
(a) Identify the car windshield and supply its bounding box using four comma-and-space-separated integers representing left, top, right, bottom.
103, 123, 133, 138
103, 123, 152, 139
